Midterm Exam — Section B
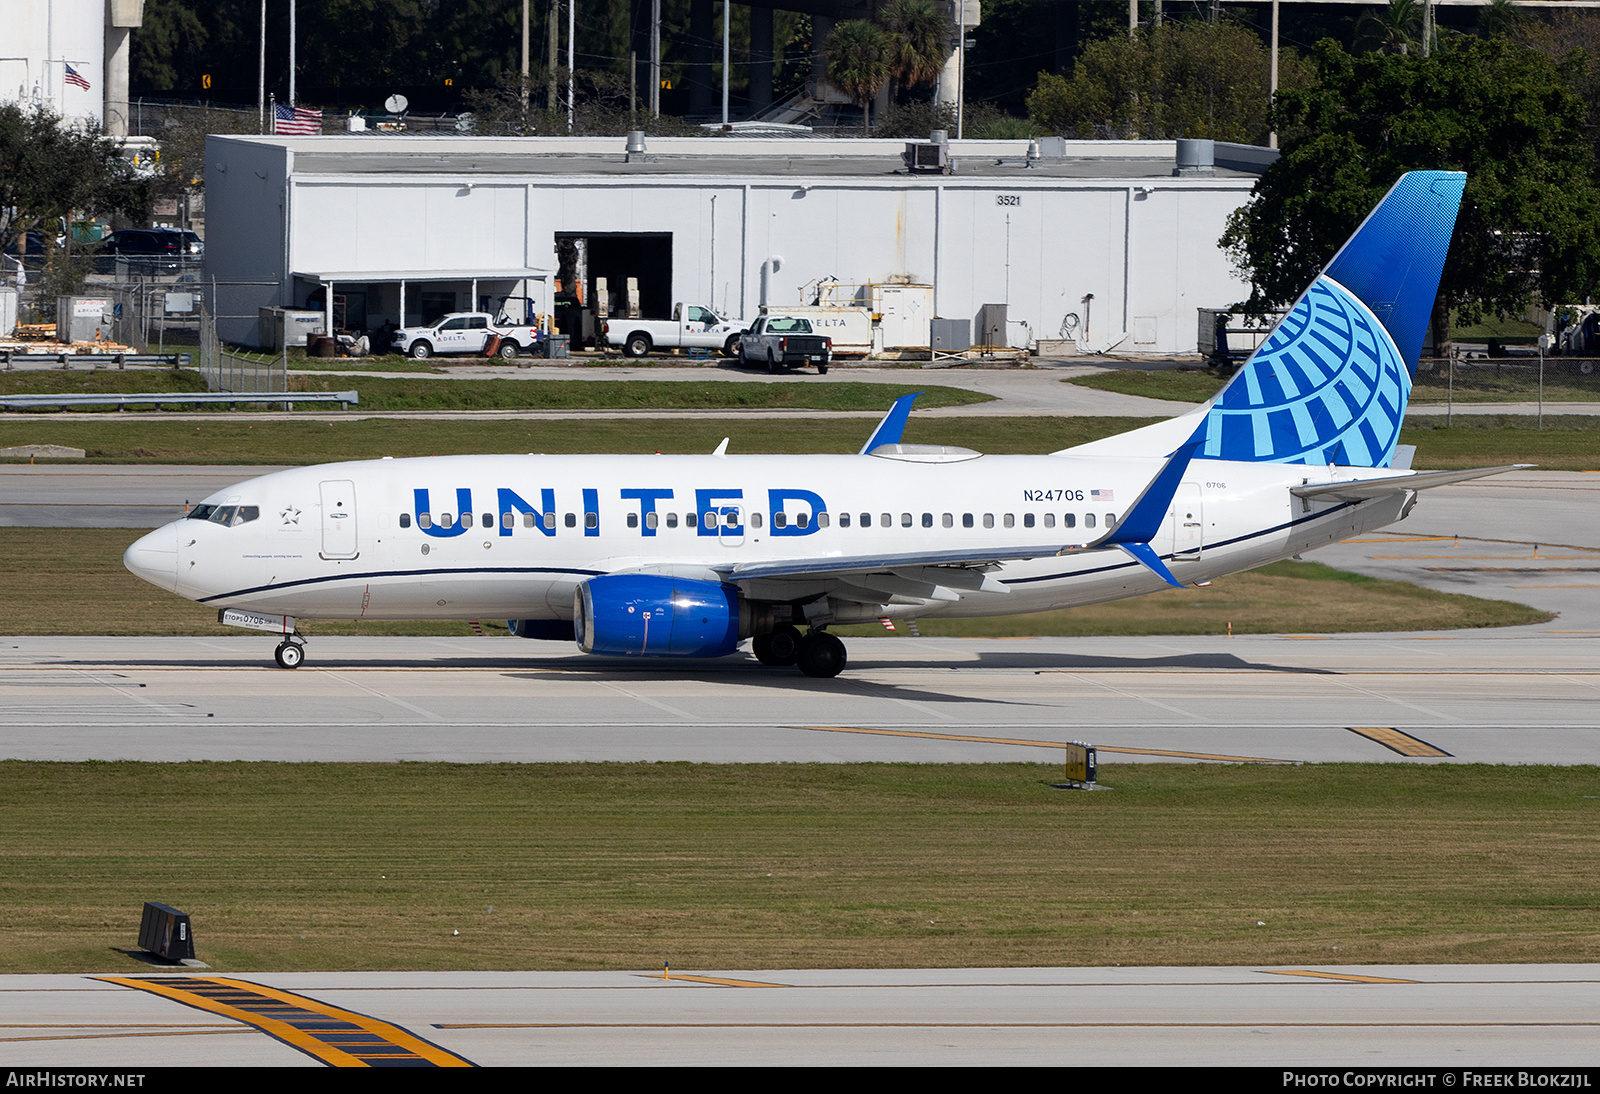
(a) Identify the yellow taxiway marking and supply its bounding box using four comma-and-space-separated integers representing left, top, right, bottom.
1266, 970, 1419, 984
638, 974, 786, 988
796, 725, 1292, 764
1347, 727, 1452, 758
98, 976, 472, 1067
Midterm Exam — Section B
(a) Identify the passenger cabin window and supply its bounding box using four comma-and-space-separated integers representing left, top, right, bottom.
1085, 513, 1096, 528
1024, 514, 1035, 528
1064, 513, 1076, 528
400, 513, 412, 528
585, 512, 599, 530
774, 512, 787, 529
839, 513, 851, 528
921, 513, 933, 528
419, 513, 433, 529
646, 512, 659, 529
627, 513, 639, 528
666, 513, 679, 528
1004, 514, 1015, 528
963, 513, 974, 528
460, 512, 472, 528
983, 514, 994, 529
441, 513, 454, 528
901, 513, 912, 528
565, 513, 577, 528
942, 514, 953, 528
751, 512, 763, 528
481, 513, 491, 528
797, 513, 809, 529
1106, 513, 1116, 526
817, 512, 829, 528
687, 512, 698, 529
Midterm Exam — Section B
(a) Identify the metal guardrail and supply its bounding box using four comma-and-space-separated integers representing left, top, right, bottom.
1, 351, 192, 369
0, 391, 359, 411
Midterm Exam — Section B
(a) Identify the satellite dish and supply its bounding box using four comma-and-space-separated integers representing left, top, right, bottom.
384, 94, 408, 115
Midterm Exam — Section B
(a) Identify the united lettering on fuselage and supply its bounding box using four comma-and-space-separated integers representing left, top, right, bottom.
123, 171, 1521, 678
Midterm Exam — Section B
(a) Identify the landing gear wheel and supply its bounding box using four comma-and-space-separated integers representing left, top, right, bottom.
274, 641, 305, 669
752, 625, 802, 667
796, 632, 846, 678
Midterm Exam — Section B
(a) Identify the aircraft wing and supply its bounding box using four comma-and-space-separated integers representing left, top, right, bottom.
1289, 465, 1529, 503
715, 544, 1075, 595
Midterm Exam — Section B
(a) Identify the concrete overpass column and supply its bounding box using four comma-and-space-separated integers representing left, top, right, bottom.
689, 0, 715, 118
811, 13, 834, 99
749, 3, 773, 116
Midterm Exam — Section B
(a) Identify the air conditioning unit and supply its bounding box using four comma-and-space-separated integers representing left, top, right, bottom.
903, 141, 949, 174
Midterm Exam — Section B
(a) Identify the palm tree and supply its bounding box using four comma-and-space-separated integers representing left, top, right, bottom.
884, 0, 953, 97
827, 20, 892, 134
1357, 0, 1423, 56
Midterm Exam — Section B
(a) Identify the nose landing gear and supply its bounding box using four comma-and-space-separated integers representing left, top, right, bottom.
274, 639, 306, 669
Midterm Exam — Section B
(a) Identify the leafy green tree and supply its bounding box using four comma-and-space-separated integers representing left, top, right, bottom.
826, 20, 892, 134
1220, 37, 1600, 346
0, 105, 152, 257
1027, 19, 1313, 144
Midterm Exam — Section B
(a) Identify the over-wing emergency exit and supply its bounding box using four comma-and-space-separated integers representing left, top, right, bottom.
125, 171, 1519, 676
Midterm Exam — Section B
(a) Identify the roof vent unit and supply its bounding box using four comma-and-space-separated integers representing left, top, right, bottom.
904, 141, 949, 174
1174, 138, 1216, 177
624, 130, 647, 162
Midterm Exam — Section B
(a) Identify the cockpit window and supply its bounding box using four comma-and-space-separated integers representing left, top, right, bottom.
187, 504, 259, 527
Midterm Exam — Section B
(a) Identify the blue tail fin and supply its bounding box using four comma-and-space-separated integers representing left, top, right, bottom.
1190, 170, 1465, 468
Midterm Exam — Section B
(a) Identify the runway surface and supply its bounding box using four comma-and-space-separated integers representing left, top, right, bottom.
3, 965, 1597, 1066
2, 630, 1596, 764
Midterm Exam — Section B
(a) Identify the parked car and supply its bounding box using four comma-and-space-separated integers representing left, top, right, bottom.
95, 228, 203, 272
737, 315, 832, 374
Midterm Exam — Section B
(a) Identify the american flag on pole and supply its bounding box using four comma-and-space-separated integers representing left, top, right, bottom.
273, 103, 323, 135
64, 64, 90, 91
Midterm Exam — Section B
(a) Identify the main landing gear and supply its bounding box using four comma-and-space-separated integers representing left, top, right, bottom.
274, 638, 306, 669
753, 625, 846, 678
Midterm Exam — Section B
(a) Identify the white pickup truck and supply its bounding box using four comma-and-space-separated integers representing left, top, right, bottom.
391, 312, 541, 359
601, 303, 747, 358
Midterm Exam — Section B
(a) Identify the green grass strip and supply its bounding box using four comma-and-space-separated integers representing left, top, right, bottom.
1, 760, 1595, 973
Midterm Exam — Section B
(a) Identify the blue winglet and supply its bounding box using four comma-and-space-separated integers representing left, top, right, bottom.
1118, 541, 1185, 589
860, 393, 923, 454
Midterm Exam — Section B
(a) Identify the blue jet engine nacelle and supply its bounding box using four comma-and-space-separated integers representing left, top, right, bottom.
575, 575, 744, 657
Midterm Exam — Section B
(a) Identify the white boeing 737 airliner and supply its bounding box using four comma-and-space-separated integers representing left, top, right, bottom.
125, 171, 1517, 676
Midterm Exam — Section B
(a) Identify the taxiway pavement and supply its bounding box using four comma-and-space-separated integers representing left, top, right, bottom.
2, 965, 1597, 1067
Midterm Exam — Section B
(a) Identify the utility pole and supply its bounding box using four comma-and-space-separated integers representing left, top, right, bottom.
258, 0, 266, 131
288, 0, 296, 107
568, 0, 575, 131
722, 0, 730, 125
651, 0, 661, 117
548, 0, 559, 113
1268, 0, 1279, 149
521, 0, 530, 115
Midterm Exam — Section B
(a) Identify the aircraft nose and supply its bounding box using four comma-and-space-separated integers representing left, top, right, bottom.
124, 524, 179, 593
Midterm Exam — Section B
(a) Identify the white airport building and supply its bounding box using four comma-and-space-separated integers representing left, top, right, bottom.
203, 133, 1272, 356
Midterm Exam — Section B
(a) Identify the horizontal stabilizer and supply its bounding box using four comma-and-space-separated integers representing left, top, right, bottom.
1290, 465, 1530, 503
